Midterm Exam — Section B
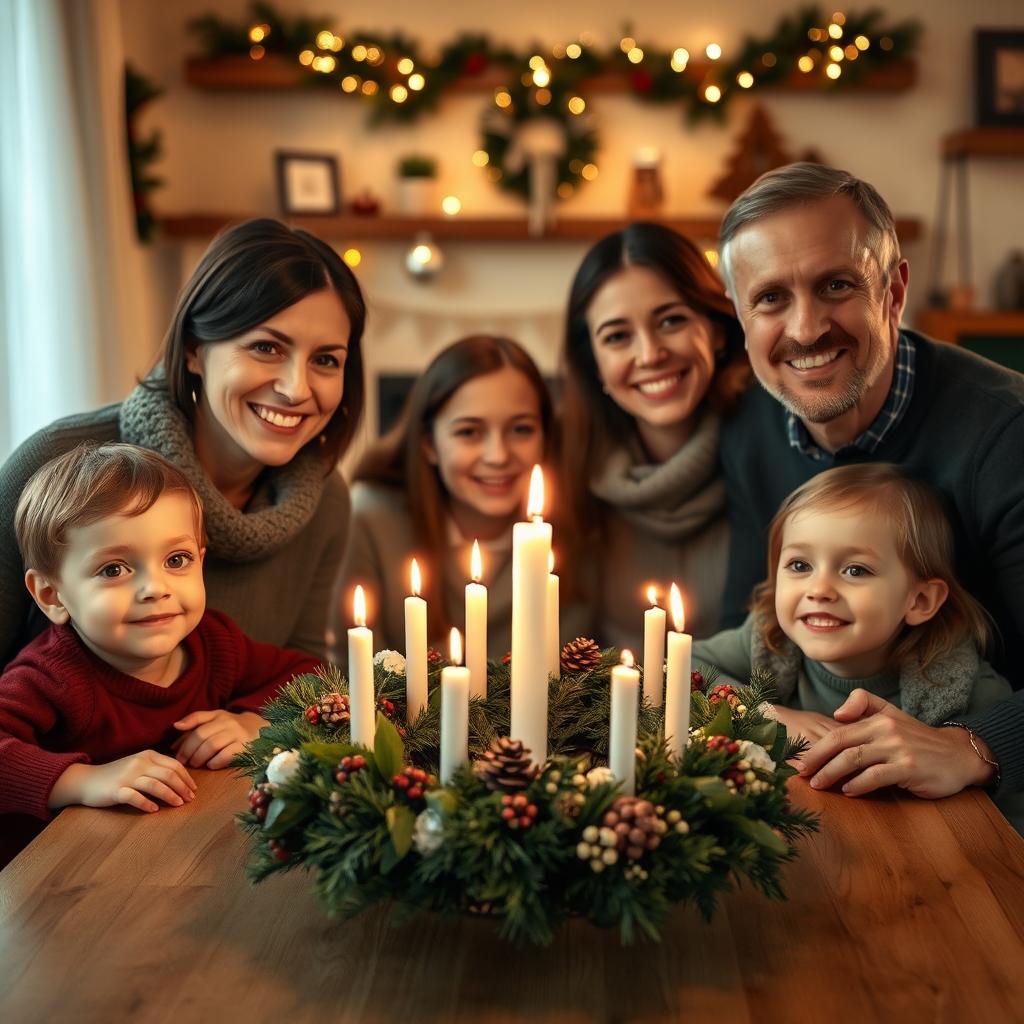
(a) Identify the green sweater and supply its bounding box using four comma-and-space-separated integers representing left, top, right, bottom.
0, 395, 349, 664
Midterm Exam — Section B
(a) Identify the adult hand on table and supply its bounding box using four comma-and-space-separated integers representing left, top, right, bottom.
797, 689, 997, 798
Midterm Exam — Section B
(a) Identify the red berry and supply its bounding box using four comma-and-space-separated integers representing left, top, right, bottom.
512, 794, 527, 809
690, 671, 704, 692
393, 774, 410, 789
502, 794, 513, 806
407, 785, 423, 800
501, 650, 512, 665
335, 771, 348, 784
526, 804, 538, 817
255, 806, 267, 821
304, 706, 320, 724
501, 807, 516, 821
518, 816, 532, 829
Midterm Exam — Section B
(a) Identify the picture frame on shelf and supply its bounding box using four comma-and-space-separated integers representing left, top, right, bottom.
275, 150, 341, 216
976, 30, 1024, 127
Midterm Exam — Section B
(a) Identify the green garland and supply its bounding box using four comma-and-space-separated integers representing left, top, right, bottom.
235, 650, 819, 947
187, 3, 920, 127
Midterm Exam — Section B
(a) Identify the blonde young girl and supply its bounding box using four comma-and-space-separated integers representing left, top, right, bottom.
693, 464, 1011, 743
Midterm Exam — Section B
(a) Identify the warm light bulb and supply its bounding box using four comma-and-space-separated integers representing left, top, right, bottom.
671, 47, 690, 72
249, 26, 266, 43
798, 55, 815, 72
527, 465, 545, 519
581, 163, 598, 180
529, 55, 545, 71
855, 35, 870, 51
397, 57, 414, 75
737, 71, 754, 88
705, 42, 722, 60
568, 96, 586, 114
471, 540, 483, 583
352, 44, 367, 61
471, 149, 489, 167
704, 84, 722, 103
361, 80, 379, 95
353, 585, 367, 628
341, 75, 359, 92
390, 84, 408, 102
449, 627, 463, 666
620, 36, 636, 53
299, 50, 314, 66
621, 649, 635, 669
408, 73, 425, 90
829, 45, 844, 61
342, 247, 361, 267
441, 195, 462, 215
495, 90, 512, 108
828, 23, 843, 39
627, 47, 644, 64
410, 558, 421, 597
566, 43, 582, 59
670, 583, 685, 633
316, 30, 334, 49
826, 62, 842, 79
533, 66, 551, 87
411, 243, 432, 263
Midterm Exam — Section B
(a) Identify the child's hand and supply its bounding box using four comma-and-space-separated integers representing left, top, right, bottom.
172, 710, 267, 769
49, 753, 197, 813
771, 705, 840, 747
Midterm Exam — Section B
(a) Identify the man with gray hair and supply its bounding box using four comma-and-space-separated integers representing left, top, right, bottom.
717, 162, 1024, 802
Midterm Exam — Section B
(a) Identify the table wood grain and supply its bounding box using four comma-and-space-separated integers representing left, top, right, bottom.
2, 770, 1022, 1023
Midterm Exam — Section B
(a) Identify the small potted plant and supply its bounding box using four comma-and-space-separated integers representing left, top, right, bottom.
396, 154, 438, 216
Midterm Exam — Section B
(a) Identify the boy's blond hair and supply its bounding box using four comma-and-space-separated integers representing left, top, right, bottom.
750, 464, 990, 673
14, 443, 206, 579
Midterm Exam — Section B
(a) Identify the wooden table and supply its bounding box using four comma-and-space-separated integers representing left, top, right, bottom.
2, 771, 1023, 1023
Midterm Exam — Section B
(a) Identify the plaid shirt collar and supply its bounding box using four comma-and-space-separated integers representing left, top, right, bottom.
785, 332, 917, 461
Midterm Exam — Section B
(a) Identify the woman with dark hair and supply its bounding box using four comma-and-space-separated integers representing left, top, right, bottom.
560, 222, 748, 653
0, 218, 365, 663
331, 335, 577, 657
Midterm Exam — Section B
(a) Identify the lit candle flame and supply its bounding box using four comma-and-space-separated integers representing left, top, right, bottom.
353, 584, 367, 628
471, 540, 482, 583
548, 549, 555, 574
670, 583, 685, 633
646, 584, 658, 607
410, 557, 422, 597
449, 626, 463, 666
527, 464, 545, 519
621, 649, 635, 669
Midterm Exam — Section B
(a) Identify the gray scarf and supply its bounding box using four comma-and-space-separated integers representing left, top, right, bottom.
588, 408, 725, 541
749, 611, 977, 725
119, 379, 327, 563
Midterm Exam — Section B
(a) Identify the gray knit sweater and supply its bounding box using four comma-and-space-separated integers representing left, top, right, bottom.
586, 408, 729, 652
0, 384, 349, 663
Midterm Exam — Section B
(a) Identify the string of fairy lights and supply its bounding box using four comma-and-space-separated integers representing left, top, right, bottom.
183, 6, 919, 266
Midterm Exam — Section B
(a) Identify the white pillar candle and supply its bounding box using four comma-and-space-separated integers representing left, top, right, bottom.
404, 558, 428, 723
511, 465, 552, 767
546, 549, 561, 682
642, 585, 666, 708
465, 540, 488, 699
663, 583, 692, 759
348, 585, 376, 748
440, 628, 470, 785
609, 649, 640, 796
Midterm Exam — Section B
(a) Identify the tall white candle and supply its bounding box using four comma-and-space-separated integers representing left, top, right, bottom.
465, 540, 488, 699
609, 649, 640, 796
347, 585, 375, 748
546, 549, 561, 681
642, 585, 667, 708
663, 583, 692, 759
511, 465, 552, 767
404, 558, 428, 723
440, 628, 470, 784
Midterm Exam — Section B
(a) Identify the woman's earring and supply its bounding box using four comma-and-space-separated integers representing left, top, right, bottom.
191, 388, 198, 405
319, 433, 327, 446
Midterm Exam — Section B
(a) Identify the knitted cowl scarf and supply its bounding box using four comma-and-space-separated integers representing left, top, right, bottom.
119, 378, 328, 563
588, 408, 725, 542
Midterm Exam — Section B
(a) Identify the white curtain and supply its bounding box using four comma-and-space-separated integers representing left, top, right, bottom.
0, 0, 141, 459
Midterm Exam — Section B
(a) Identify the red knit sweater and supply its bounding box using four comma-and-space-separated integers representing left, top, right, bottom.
0, 609, 319, 863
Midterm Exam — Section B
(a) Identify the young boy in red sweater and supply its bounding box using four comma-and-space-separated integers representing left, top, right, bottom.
0, 443, 319, 864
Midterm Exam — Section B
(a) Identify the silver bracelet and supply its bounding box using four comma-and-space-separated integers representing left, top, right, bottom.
943, 722, 1001, 789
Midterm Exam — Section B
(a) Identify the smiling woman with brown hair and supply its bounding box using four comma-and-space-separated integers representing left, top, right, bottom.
0, 218, 366, 664
559, 222, 748, 654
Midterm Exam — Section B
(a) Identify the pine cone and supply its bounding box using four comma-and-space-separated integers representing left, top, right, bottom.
474, 736, 537, 792
561, 637, 601, 672
305, 692, 350, 728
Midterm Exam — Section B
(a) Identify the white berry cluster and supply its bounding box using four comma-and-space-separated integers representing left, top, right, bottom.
373, 649, 407, 674
576, 824, 621, 872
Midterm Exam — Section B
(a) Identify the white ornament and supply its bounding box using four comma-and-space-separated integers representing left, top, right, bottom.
374, 649, 407, 675
412, 808, 446, 854
585, 765, 616, 789
266, 749, 301, 787
737, 740, 775, 774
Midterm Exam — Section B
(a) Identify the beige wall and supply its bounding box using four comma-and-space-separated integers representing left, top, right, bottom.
120, 0, 1024, 461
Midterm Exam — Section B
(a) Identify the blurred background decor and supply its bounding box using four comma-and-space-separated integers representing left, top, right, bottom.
274, 150, 340, 215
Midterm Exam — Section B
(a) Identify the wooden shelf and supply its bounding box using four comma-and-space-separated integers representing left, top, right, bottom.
918, 308, 1024, 341
185, 55, 917, 95
158, 212, 922, 244
942, 127, 1024, 158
